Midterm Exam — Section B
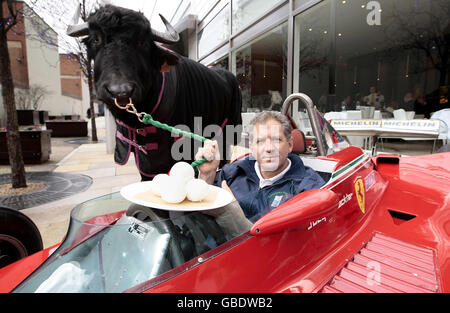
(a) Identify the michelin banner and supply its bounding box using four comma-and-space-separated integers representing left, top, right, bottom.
330, 119, 440, 137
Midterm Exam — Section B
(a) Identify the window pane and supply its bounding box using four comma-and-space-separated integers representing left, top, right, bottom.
172, 0, 190, 25
293, 1, 332, 113
233, 23, 288, 112
294, 0, 450, 119
209, 56, 229, 71
198, 5, 230, 59
336, 0, 450, 118
232, 0, 281, 34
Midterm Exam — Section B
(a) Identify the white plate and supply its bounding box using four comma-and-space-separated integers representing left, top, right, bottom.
120, 181, 234, 211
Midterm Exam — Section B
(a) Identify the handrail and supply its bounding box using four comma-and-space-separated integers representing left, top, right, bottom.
281, 93, 327, 156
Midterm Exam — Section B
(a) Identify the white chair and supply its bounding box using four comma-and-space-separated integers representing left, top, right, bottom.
360, 106, 375, 118
374, 110, 381, 119
324, 111, 346, 121
405, 111, 415, 120
346, 110, 362, 120
393, 109, 407, 120
431, 109, 450, 143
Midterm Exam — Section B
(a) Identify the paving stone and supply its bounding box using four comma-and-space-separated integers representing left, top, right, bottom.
0, 172, 92, 210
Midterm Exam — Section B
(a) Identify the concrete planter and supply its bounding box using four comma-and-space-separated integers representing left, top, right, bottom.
16, 110, 40, 126
45, 120, 88, 137
38, 110, 49, 125
0, 130, 52, 164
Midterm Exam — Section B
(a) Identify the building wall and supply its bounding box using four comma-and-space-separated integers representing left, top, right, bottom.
0, 1, 28, 127
58, 55, 92, 120
60, 54, 82, 99
0, 2, 90, 128
0, 1, 28, 88
24, 9, 65, 116
7, 40, 28, 88
178, 0, 449, 118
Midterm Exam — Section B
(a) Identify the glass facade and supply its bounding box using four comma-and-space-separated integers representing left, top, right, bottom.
231, 0, 282, 34
209, 56, 229, 71
192, 0, 449, 119
233, 23, 288, 112
197, 5, 230, 59
293, 0, 331, 114
294, 0, 450, 118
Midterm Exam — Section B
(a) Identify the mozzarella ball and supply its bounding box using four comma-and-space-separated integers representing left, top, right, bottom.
161, 177, 186, 204
169, 162, 195, 184
186, 178, 210, 202
150, 173, 169, 196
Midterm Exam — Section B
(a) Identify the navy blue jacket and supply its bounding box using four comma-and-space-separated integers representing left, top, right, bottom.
214, 153, 326, 222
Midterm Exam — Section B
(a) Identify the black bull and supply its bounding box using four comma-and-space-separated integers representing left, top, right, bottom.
68, 5, 242, 180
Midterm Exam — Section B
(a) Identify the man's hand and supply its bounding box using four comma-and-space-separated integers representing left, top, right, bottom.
195, 140, 220, 184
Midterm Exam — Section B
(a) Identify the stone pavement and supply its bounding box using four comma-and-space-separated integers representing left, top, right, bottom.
0, 117, 141, 249
0, 171, 93, 210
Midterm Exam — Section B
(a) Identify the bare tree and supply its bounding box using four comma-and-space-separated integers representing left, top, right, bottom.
1, 0, 98, 188
298, 39, 329, 76
386, 1, 450, 87
0, 0, 27, 188
79, 0, 98, 142
27, 0, 101, 142
15, 84, 50, 110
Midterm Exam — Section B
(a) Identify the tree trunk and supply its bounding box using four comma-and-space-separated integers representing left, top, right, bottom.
0, 2, 26, 188
87, 61, 98, 142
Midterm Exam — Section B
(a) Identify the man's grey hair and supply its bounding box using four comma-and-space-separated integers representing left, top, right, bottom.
249, 110, 292, 141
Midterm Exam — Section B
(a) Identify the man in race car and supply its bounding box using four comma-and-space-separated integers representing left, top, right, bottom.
196, 111, 325, 235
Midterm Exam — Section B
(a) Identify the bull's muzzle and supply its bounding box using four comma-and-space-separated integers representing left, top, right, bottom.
105, 82, 136, 105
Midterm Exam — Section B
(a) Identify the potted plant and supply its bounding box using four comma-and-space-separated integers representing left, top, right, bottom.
1, 85, 53, 164
0, 125, 52, 164
15, 84, 50, 125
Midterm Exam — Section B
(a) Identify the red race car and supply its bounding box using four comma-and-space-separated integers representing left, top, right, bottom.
1, 94, 449, 293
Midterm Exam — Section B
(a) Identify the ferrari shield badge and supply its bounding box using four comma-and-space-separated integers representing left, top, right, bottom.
354, 178, 366, 214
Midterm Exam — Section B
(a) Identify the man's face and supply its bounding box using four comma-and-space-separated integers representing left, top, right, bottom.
251, 119, 293, 172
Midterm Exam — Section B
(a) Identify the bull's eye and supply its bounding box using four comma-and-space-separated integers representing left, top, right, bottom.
92, 34, 102, 45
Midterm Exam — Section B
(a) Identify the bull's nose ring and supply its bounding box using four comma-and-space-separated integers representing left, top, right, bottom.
114, 98, 133, 110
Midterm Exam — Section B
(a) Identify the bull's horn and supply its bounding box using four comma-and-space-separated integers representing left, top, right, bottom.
66, 4, 89, 37
67, 22, 89, 37
71, 4, 81, 25
151, 14, 179, 44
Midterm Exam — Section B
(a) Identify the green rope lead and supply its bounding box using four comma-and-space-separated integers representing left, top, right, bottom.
141, 114, 208, 168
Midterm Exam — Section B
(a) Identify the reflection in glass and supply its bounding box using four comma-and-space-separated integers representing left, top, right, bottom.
335, 0, 450, 118
171, 0, 190, 26
232, 0, 281, 34
294, 0, 450, 120
198, 5, 230, 59
293, 1, 331, 114
233, 23, 288, 112
209, 56, 229, 71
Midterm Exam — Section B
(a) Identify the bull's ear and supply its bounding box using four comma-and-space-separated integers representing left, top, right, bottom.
157, 47, 179, 72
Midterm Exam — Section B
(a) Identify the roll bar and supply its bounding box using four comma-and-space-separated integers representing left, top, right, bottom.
281, 93, 327, 156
